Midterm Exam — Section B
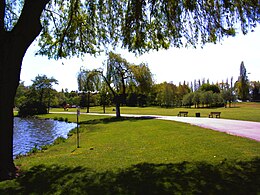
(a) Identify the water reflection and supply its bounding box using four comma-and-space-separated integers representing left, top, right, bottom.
13, 117, 77, 157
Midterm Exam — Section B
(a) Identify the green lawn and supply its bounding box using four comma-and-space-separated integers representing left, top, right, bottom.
50, 102, 260, 122
2, 103, 259, 193
15, 116, 260, 170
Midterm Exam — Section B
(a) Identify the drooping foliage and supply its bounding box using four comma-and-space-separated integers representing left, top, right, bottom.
3, 0, 259, 59
1, 0, 259, 181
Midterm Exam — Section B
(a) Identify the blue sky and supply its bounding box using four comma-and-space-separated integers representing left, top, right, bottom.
21, 26, 260, 91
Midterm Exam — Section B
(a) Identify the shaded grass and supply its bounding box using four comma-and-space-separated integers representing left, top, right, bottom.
0, 158, 259, 194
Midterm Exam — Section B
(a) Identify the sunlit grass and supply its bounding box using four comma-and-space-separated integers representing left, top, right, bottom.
15, 115, 260, 171
3, 105, 259, 193
50, 102, 260, 122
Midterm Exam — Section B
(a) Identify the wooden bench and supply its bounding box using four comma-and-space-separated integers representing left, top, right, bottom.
209, 112, 221, 118
177, 111, 188, 117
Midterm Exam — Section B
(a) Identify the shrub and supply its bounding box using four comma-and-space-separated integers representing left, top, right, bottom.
58, 117, 64, 121
18, 101, 47, 117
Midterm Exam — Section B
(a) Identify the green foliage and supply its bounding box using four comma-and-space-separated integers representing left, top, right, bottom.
182, 92, 194, 107
236, 61, 250, 101
16, 75, 59, 116
18, 101, 47, 117
58, 117, 64, 121
14, 82, 29, 108
183, 91, 224, 108
3, 0, 257, 58
199, 83, 220, 93
251, 81, 260, 102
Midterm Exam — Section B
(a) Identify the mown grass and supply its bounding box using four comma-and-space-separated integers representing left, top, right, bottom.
0, 111, 259, 193
2, 102, 259, 193
50, 102, 260, 122
14, 117, 260, 170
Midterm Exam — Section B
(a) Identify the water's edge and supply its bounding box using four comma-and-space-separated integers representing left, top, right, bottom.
13, 117, 77, 158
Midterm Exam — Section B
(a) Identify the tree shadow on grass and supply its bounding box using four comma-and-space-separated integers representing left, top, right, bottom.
79, 116, 157, 125
1, 158, 259, 194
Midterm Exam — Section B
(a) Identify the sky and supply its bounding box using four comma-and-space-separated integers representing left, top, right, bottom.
21, 26, 260, 92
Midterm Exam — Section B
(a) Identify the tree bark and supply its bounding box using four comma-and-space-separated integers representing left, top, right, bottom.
114, 95, 121, 118
86, 91, 90, 113
101, 74, 121, 118
0, 0, 49, 180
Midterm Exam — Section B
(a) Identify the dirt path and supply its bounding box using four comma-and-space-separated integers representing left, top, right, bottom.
51, 112, 260, 142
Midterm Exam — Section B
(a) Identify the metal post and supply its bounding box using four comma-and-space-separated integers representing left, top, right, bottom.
76, 107, 80, 148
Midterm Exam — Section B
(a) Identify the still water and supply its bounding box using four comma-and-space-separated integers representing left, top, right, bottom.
13, 117, 77, 157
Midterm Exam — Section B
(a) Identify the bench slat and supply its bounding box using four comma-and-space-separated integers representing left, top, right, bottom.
178, 111, 188, 117
209, 112, 221, 118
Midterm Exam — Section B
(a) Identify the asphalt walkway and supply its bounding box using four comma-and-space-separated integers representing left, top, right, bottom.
51, 112, 260, 142
156, 116, 260, 142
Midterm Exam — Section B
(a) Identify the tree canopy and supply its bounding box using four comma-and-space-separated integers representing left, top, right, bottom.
3, 0, 259, 59
0, 0, 259, 181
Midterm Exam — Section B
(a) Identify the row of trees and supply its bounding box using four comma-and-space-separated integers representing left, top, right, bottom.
182, 84, 235, 108
16, 61, 259, 117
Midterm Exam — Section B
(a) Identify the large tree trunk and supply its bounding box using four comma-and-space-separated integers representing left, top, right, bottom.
0, 33, 29, 180
114, 95, 121, 118
0, 0, 49, 180
0, 51, 18, 180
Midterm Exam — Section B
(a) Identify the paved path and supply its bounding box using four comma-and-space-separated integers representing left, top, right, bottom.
51, 112, 260, 142
156, 116, 260, 142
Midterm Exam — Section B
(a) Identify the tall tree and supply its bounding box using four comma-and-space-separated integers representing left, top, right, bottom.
0, 0, 259, 180
18, 75, 58, 116
99, 52, 132, 117
77, 69, 101, 113
129, 63, 153, 106
250, 81, 260, 102
31, 74, 58, 108
236, 61, 250, 101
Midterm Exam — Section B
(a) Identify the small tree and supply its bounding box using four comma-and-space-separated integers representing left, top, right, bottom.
235, 61, 250, 101
250, 81, 260, 102
182, 93, 194, 108
201, 91, 213, 107
77, 69, 101, 113
192, 92, 201, 108
18, 75, 58, 116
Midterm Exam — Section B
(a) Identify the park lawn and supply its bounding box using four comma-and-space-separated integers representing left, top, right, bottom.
50, 102, 260, 122
14, 114, 260, 171
1, 113, 259, 193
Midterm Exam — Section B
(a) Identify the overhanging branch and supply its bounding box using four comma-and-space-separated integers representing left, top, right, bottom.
12, 0, 50, 49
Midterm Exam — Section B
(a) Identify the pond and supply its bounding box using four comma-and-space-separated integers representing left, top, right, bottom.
13, 117, 77, 157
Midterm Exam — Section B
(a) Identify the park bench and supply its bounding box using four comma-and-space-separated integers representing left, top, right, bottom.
177, 111, 188, 117
209, 112, 221, 118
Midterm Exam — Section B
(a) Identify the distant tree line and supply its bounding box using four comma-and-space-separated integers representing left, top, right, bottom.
15, 60, 260, 116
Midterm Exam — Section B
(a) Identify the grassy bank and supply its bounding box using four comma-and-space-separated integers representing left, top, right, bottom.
14, 116, 260, 170
0, 110, 259, 193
